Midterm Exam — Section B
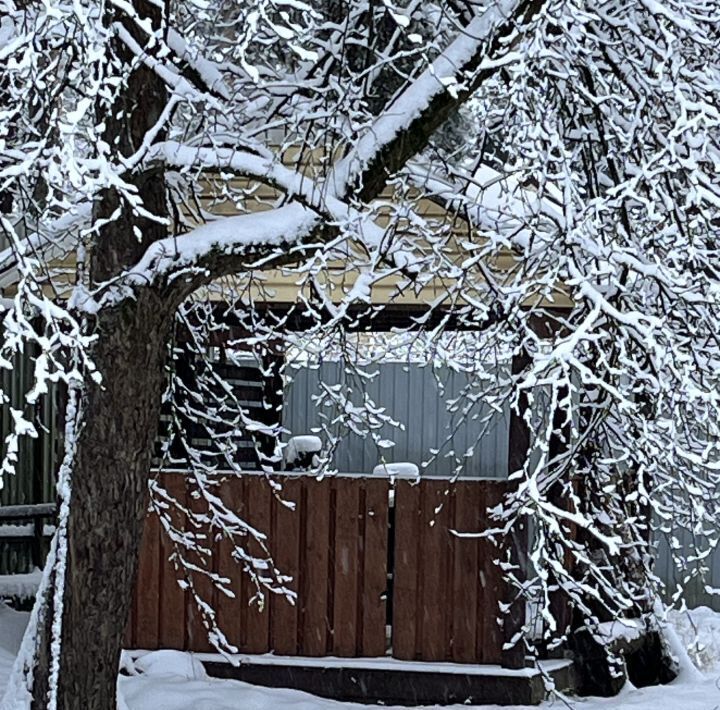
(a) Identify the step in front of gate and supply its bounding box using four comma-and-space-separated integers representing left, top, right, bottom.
200, 655, 576, 706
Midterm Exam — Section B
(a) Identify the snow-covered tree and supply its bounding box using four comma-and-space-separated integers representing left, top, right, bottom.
1, 0, 720, 707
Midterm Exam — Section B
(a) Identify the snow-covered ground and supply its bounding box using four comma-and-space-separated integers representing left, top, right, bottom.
3, 604, 720, 709
116, 655, 720, 710
0, 605, 29, 698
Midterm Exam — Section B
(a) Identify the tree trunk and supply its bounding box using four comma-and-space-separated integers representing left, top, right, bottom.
32, 292, 174, 710
29, 1, 173, 705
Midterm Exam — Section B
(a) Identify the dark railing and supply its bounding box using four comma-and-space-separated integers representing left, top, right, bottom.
0, 502, 57, 572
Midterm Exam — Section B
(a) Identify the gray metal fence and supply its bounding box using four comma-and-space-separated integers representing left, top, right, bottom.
655, 531, 720, 611
283, 362, 510, 478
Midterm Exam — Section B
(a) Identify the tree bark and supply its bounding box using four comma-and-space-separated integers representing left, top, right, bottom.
31, 292, 174, 710
31, 1, 172, 704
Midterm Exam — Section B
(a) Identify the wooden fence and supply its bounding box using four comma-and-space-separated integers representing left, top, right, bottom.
0, 346, 61, 576
125, 472, 520, 666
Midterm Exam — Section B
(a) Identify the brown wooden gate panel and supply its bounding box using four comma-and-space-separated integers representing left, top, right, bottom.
391, 478, 514, 665
127, 472, 389, 657
127, 473, 519, 666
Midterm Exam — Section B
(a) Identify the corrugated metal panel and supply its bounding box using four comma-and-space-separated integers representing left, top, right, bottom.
283, 362, 510, 478
654, 529, 720, 611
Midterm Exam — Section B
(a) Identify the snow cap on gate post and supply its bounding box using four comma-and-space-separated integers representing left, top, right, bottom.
284, 435, 322, 471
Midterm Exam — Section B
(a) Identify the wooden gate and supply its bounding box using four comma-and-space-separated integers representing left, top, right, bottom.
392, 479, 513, 665
125, 472, 388, 656
126, 472, 521, 666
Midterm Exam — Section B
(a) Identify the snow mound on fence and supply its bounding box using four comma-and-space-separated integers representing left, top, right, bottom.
372, 462, 419, 478
0, 570, 42, 601
284, 436, 322, 467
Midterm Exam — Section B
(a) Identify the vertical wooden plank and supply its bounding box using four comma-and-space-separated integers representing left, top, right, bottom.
216, 474, 247, 652
476, 481, 490, 663
300, 477, 331, 656
185, 478, 215, 653
391, 480, 420, 660
244, 475, 272, 653
332, 477, 360, 656
451, 481, 479, 662
478, 481, 509, 665
134, 509, 161, 649
496, 479, 526, 669
235, 476, 255, 654
270, 476, 301, 655
158, 473, 188, 649
361, 478, 389, 657
418, 479, 451, 660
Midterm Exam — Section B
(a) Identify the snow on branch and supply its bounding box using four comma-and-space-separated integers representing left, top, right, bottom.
331, 0, 538, 200
166, 29, 232, 101
114, 24, 222, 105
120, 141, 424, 293
105, 204, 317, 298
0, 205, 91, 290
146, 141, 341, 217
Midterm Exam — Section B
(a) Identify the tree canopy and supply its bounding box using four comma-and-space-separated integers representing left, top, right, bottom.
1, 0, 720, 706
